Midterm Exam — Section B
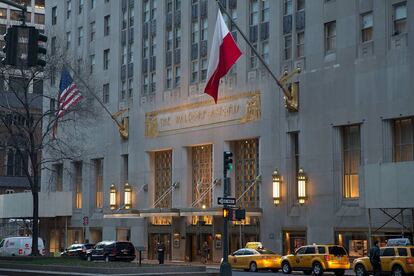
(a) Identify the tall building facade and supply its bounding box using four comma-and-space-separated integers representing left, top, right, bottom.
0, 0, 45, 239
37, 0, 414, 260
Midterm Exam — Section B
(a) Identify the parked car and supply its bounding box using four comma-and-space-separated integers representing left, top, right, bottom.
281, 244, 350, 276
61, 243, 94, 258
228, 247, 281, 272
353, 246, 414, 276
0, 236, 45, 256
85, 241, 135, 262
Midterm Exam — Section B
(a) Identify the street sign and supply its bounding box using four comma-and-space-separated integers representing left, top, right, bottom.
217, 197, 236, 206
83, 216, 89, 226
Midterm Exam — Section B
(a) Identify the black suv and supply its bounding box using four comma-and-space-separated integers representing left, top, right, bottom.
85, 241, 136, 262
61, 243, 94, 258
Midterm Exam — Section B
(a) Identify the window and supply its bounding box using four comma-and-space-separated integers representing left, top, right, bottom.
235, 139, 260, 207
297, 0, 305, 11
78, 27, 83, 45
284, 35, 292, 60
154, 150, 172, 208
342, 125, 360, 198
66, 31, 71, 49
89, 54, 95, 74
103, 83, 109, 103
0, 8, 6, 19
361, 12, 373, 42
94, 159, 103, 208
398, 248, 408, 256
174, 66, 181, 87
53, 164, 63, 192
51, 36, 56, 55
128, 78, 133, 97
189, 0, 207, 83
104, 15, 110, 36
192, 145, 213, 208
90, 0, 95, 9
35, 13, 44, 24
79, 0, 83, 13
381, 248, 396, 257
35, 0, 44, 9
304, 247, 316, 254
393, 3, 407, 35
166, 68, 172, 89
284, 0, 292, 15
103, 49, 110, 70
325, 21, 336, 52
318, 246, 326, 254
6, 149, 27, 177
51, 7, 57, 24
66, 0, 71, 19
393, 117, 414, 162
121, 80, 126, 100
295, 247, 306, 254
296, 31, 305, 57
90, 21, 96, 41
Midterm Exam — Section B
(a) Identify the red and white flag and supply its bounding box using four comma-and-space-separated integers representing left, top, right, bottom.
204, 10, 242, 103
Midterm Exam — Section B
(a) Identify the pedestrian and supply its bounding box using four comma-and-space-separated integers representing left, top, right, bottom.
369, 240, 381, 276
201, 241, 209, 264
157, 241, 166, 264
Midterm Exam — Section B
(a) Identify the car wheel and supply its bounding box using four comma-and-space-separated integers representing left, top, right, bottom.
282, 261, 292, 274
249, 261, 258, 272
312, 262, 324, 276
355, 264, 367, 276
392, 265, 405, 276
335, 269, 345, 276
104, 255, 110, 262
86, 255, 92, 262
303, 270, 312, 275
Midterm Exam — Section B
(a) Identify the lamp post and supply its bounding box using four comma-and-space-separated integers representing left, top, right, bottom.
297, 168, 307, 205
272, 169, 281, 205
110, 184, 117, 210
124, 183, 132, 209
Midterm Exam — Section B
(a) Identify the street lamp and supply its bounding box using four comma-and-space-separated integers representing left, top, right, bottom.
110, 184, 117, 210
272, 169, 281, 205
297, 168, 307, 205
124, 183, 132, 209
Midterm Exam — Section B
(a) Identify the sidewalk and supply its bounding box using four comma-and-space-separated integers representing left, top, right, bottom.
139, 260, 355, 275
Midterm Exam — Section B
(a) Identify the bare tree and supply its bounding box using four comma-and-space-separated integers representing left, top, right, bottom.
0, 37, 99, 255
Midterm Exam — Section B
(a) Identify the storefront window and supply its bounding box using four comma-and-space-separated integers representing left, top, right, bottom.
283, 231, 306, 254
336, 232, 368, 258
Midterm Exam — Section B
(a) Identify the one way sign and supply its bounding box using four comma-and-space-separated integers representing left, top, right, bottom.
217, 197, 236, 206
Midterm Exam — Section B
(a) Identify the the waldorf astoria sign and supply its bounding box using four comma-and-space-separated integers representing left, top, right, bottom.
145, 91, 261, 138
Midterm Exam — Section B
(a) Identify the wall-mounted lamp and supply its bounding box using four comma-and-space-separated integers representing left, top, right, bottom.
110, 184, 117, 210
297, 168, 307, 205
124, 183, 132, 209
272, 169, 281, 205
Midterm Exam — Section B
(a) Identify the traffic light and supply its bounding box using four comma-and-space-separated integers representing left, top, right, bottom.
2, 26, 18, 65
223, 207, 231, 218
27, 28, 47, 67
223, 151, 233, 174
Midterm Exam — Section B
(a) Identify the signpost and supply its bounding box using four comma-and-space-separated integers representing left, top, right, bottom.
217, 197, 236, 206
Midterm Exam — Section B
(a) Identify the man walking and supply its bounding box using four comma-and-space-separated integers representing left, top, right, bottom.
157, 241, 166, 264
369, 240, 381, 276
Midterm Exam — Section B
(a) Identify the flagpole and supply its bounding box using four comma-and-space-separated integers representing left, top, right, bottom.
215, 0, 292, 100
64, 63, 123, 129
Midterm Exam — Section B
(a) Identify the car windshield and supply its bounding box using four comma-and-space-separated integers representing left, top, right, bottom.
257, 249, 275, 254
0, 240, 4, 248
329, 246, 347, 256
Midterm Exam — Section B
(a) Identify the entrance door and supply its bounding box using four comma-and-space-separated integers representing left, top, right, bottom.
148, 234, 171, 260
185, 233, 212, 262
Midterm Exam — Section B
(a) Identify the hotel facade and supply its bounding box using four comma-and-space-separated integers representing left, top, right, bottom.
1, 0, 412, 261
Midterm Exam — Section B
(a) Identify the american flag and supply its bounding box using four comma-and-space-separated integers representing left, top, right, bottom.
57, 68, 83, 118
52, 68, 83, 138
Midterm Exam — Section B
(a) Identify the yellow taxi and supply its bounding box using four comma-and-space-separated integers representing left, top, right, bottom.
353, 246, 414, 276
228, 247, 281, 272
281, 244, 350, 276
